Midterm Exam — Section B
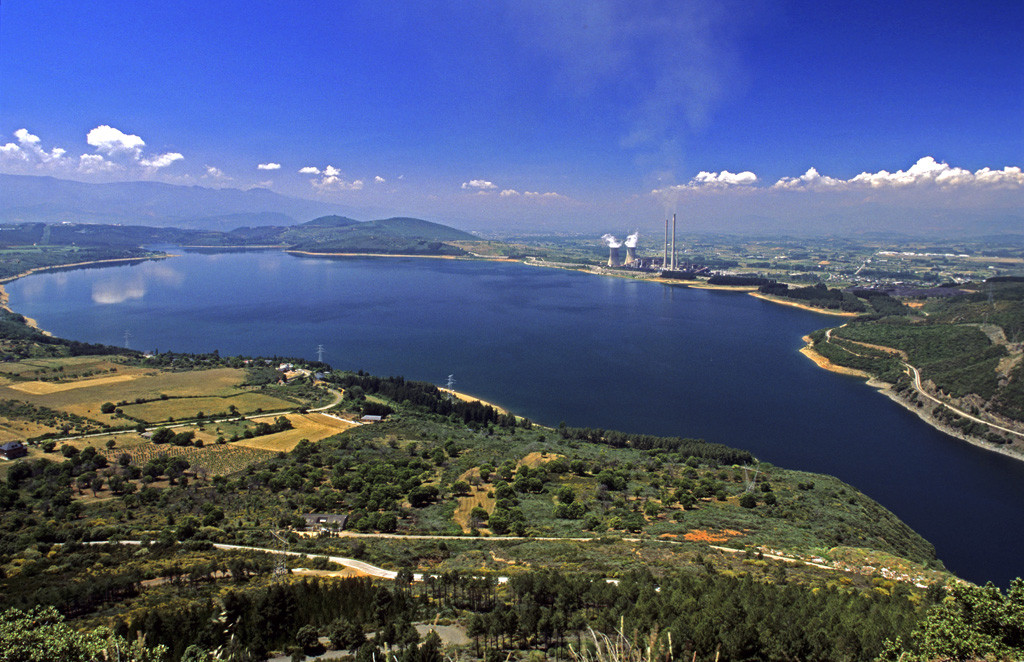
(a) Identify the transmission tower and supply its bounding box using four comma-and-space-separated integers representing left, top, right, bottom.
446, 374, 455, 400
316, 344, 325, 363
123, 329, 131, 348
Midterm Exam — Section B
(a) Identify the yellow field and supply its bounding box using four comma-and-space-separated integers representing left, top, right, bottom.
518, 451, 565, 468
454, 485, 496, 533
233, 413, 357, 452
7, 373, 139, 395
119, 392, 296, 423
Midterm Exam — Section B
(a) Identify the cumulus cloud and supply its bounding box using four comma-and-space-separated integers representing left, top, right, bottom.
461, 179, 497, 191
0, 128, 71, 168
500, 189, 520, 197
258, 162, 281, 170
773, 157, 1024, 191
651, 169, 758, 195
374, 175, 386, 183
78, 154, 121, 174
302, 164, 363, 192
86, 125, 145, 156
14, 128, 41, 145
139, 152, 184, 169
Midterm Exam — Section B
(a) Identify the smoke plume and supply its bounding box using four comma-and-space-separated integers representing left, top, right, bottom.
624, 231, 639, 248
601, 233, 623, 248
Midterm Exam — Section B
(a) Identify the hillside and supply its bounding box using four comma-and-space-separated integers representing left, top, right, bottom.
805, 280, 1024, 452
0, 214, 478, 256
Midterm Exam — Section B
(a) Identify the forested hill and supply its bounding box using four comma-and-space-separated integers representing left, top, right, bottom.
0, 214, 479, 256
807, 279, 1024, 449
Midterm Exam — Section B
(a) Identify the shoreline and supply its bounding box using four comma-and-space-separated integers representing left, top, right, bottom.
749, 292, 861, 317
439, 388, 509, 415
869, 378, 1024, 463
799, 335, 1024, 463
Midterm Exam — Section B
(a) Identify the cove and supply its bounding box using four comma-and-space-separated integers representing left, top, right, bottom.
6, 250, 1024, 587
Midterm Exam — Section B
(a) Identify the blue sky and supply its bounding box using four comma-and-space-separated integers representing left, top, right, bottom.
1, 0, 1021, 234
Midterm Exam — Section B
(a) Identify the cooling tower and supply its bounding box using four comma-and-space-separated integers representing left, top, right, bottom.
626, 246, 637, 264
608, 246, 623, 267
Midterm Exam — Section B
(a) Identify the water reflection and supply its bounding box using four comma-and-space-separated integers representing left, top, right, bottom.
89, 263, 184, 305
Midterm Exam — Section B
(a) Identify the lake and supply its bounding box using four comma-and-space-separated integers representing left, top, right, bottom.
6, 250, 1023, 586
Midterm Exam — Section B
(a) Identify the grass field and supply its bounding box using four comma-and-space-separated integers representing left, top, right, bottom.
119, 392, 297, 423
0, 367, 249, 418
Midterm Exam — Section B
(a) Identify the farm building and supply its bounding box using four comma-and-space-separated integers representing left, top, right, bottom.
0, 442, 28, 460
360, 415, 383, 422
302, 513, 348, 531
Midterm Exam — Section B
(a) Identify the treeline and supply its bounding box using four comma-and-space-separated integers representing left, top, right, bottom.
557, 425, 753, 465
331, 373, 525, 428
95, 566, 926, 662
460, 568, 925, 662
759, 282, 867, 312
708, 274, 775, 287
118, 576, 402, 661
0, 309, 133, 360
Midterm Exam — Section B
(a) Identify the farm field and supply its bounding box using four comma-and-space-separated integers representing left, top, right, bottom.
118, 392, 297, 423
0, 367, 250, 420
233, 413, 357, 452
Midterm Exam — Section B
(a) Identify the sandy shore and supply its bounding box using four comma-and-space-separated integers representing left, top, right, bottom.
798, 336, 871, 378
749, 292, 860, 317
439, 388, 509, 414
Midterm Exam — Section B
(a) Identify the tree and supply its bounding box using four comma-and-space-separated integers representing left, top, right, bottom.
294, 624, 321, 653
327, 618, 366, 652
739, 493, 757, 509
878, 579, 1024, 661
100, 402, 116, 414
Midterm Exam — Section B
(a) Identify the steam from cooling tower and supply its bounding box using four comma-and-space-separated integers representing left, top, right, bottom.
601, 234, 623, 248
602, 234, 623, 267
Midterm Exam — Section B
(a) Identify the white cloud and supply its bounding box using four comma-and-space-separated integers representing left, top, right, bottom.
651, 169, 758, 196
86, 125, 145, 156
772, 157, 1024, 191
500, 189, 520, 197
139, 152, 184, 169
524, 191, 565, 199
204, 165, 229, 180
0, 142, 27, 161
323, 165, 341, 177
771, 167, 844, 190
0, 128, 71, 167
374, 175, 386, 183
299, 166, 320, 174
14, 128, 41, 145
462, 179, 497, 191
77, 153, 121, 174
258, 162, 281, 170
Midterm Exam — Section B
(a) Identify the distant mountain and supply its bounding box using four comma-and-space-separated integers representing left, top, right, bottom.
0, 174, 351, 229
283, 215, 475, 255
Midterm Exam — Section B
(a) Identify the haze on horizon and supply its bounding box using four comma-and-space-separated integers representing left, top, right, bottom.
0, 1, 1021, 236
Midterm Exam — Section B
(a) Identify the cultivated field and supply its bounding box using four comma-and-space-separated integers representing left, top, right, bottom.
118, 392, 296, 423
233, 413, 357, 452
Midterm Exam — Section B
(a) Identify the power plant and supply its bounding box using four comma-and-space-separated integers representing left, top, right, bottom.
597, 214, 708, 278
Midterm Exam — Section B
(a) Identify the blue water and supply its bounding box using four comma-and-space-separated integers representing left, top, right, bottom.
7, 251, 1024, 586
